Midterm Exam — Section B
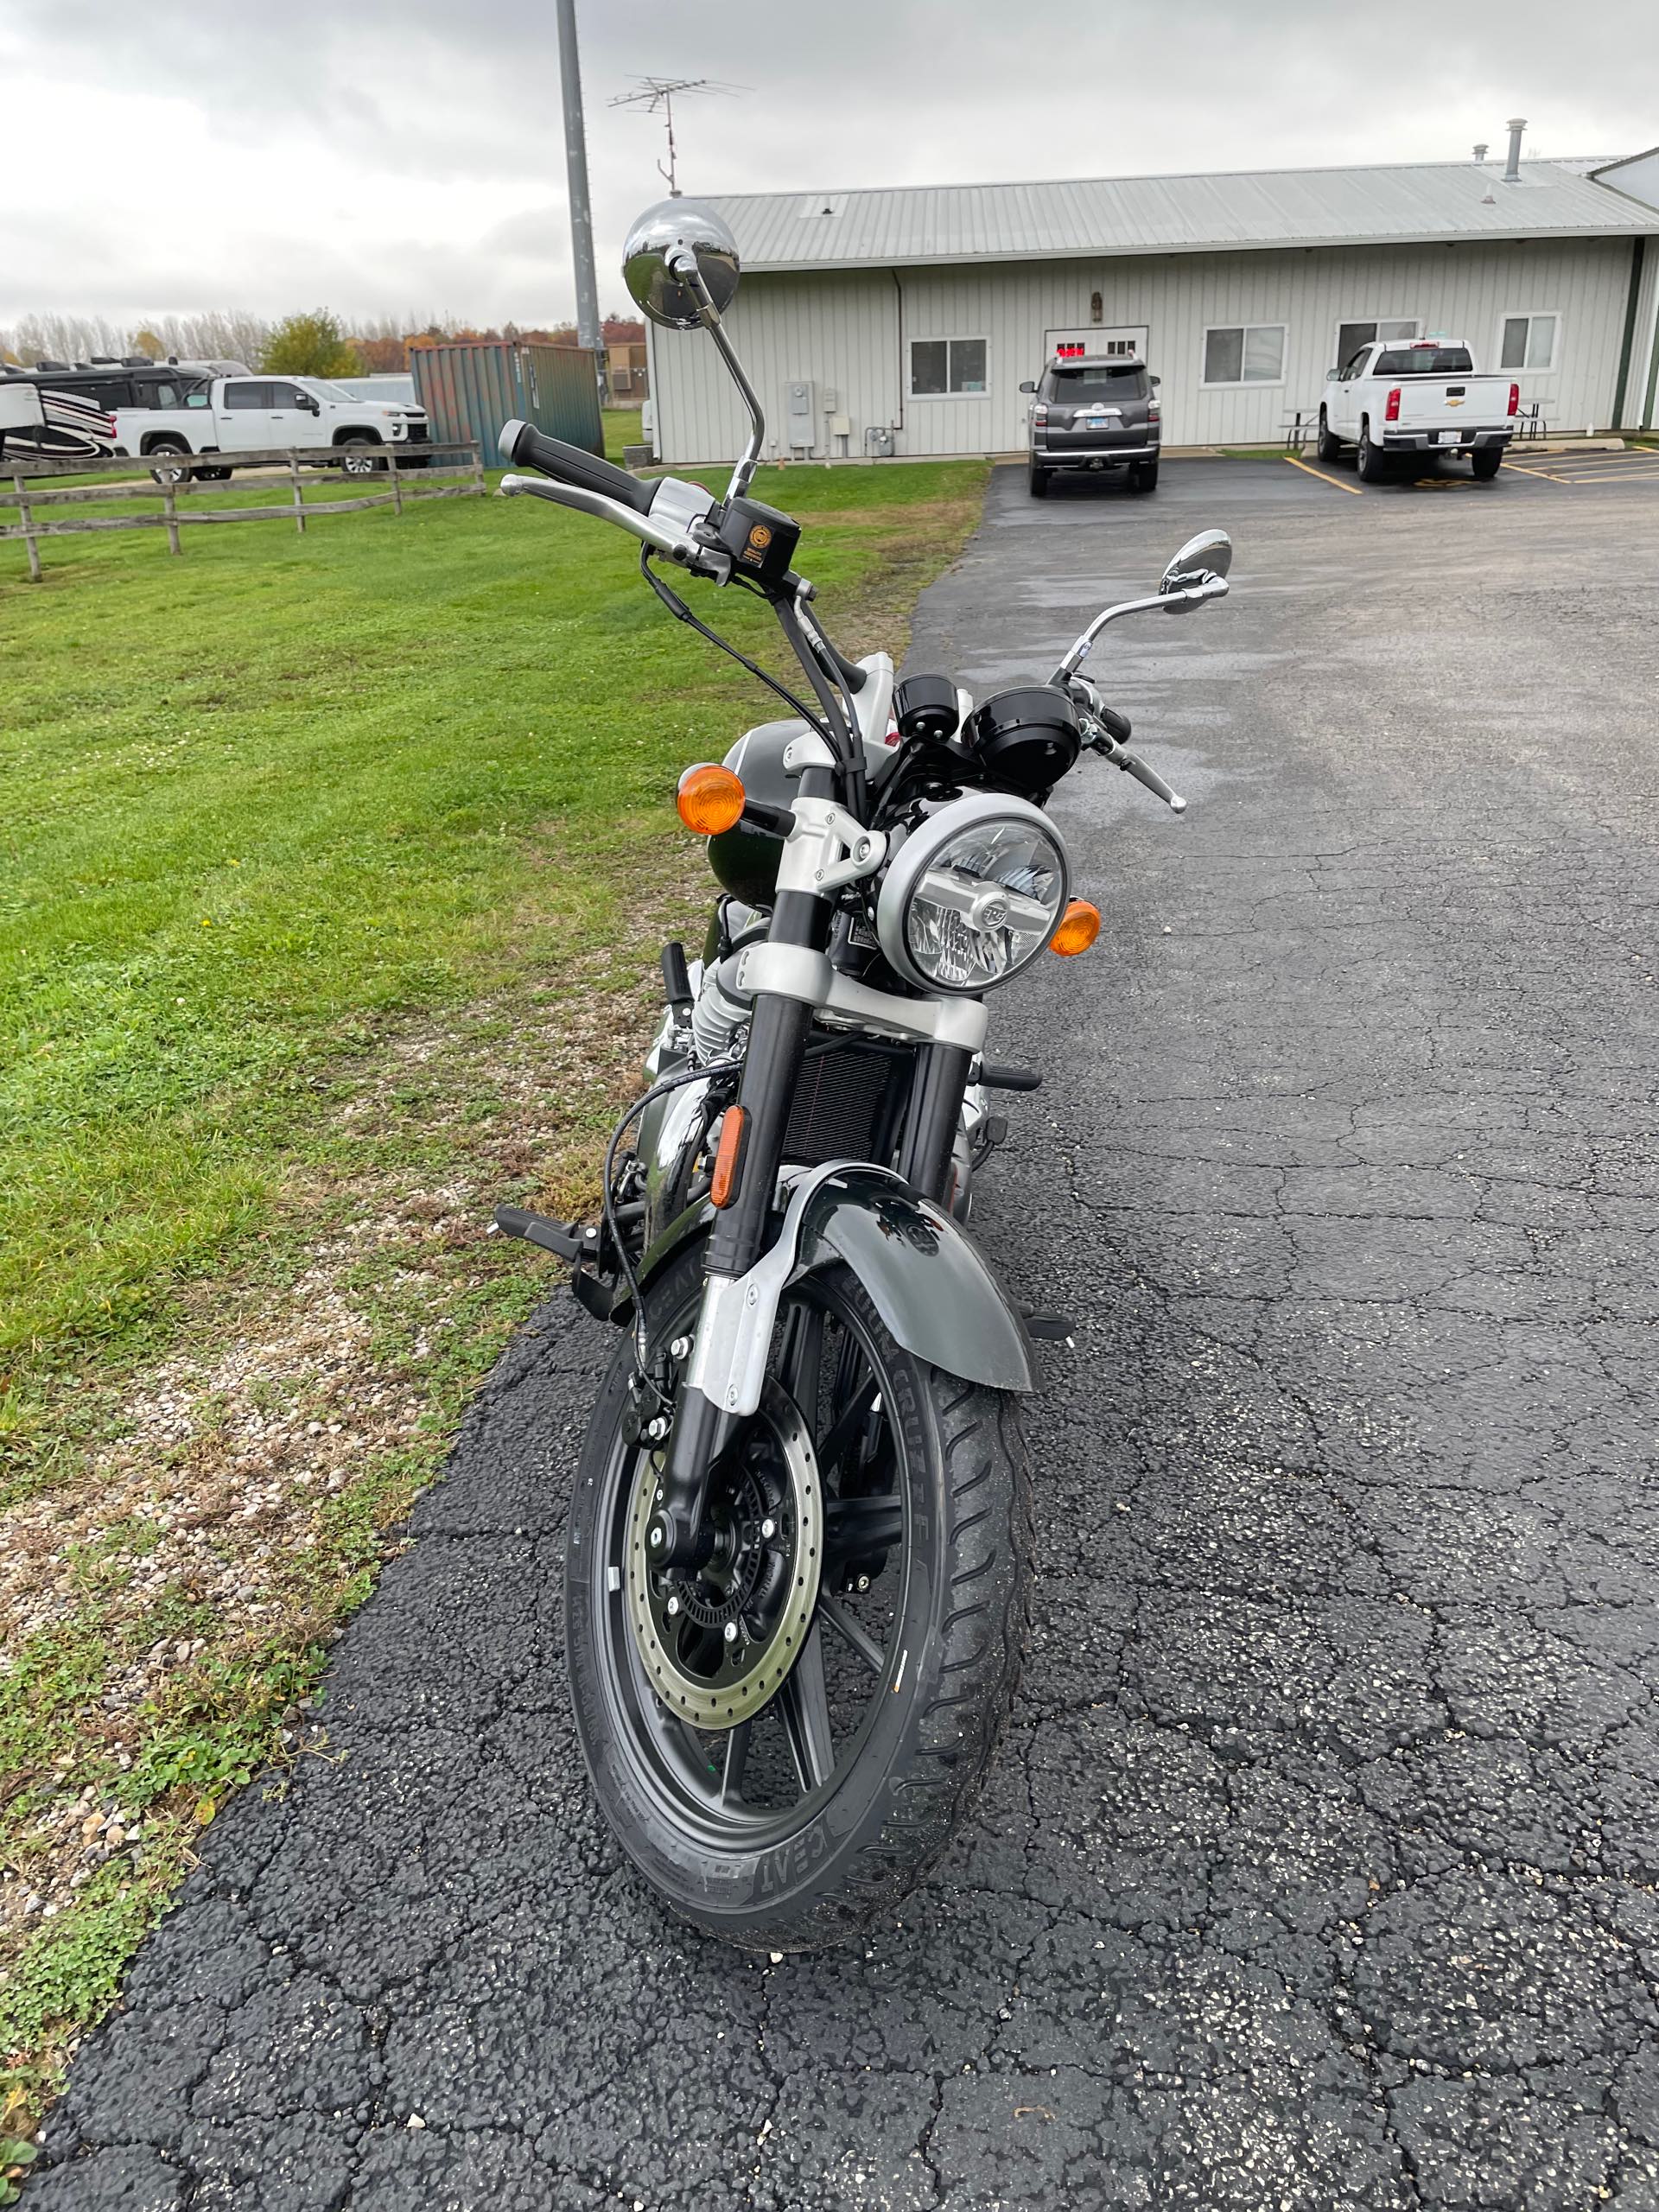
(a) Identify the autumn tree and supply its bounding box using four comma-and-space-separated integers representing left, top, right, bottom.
262, 310, 361, 378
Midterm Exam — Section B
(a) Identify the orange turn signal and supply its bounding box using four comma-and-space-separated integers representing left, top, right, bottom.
1050, 899, 1101, 957
677, 763, 746, 837
709, 1106, 748, 1209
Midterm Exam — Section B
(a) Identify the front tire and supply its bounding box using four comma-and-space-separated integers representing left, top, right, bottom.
1316, 410, 1343, 464
146, 437, 191, 488
337, 435, 384, 477
564, 1243, 1032, 1950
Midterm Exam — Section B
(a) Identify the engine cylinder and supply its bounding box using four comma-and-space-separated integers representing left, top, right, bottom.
690, 955, 752, 1065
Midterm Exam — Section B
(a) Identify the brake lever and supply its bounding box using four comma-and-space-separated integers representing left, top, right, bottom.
1109, 741, 1185, 813
1086, 721, 1186, 813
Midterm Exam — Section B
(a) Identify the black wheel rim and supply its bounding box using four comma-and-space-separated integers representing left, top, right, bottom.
588, 1271, 914, 1853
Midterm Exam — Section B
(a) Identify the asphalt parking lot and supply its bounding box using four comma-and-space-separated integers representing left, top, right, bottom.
35, 451, 1659, 2209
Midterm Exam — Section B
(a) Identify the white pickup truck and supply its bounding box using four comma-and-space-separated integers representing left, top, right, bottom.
1317, 340, 1518, 481
115, 372, 430, 483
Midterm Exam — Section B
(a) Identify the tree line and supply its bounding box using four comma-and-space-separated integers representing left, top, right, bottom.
0, 308, 645, 377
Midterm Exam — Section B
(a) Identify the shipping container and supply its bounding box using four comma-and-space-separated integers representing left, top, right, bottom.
410, 342, 603, 464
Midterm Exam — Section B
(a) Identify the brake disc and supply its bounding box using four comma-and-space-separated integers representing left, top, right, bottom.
626, 1377, 824, 1730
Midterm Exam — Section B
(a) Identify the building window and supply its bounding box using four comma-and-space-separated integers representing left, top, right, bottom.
1203, 324, 1286, 385
1334, 317, 1420, 372
1500, 313, 1558, 371
910, 338, 988, 396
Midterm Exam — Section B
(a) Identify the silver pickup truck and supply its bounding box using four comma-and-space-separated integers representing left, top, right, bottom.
1318, 339, 1518, 481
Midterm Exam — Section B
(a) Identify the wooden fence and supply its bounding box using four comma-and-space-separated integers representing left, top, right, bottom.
2, 440, 486, 581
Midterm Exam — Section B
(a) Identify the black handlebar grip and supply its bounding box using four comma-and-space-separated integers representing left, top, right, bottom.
499, 418, 657, 518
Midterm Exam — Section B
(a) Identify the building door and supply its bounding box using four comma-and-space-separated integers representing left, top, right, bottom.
1045, 325, 1150, 365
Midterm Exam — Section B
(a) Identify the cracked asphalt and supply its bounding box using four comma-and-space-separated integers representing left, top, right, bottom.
35, 454, 1659, 2209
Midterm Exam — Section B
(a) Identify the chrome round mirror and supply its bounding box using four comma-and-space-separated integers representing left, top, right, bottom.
622, 198, 741, 330
1160, 527, 1233, 594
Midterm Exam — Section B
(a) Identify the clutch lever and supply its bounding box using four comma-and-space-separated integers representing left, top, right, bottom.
498, 472, 731, 579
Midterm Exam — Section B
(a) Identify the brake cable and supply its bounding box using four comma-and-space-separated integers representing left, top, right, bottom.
639, 548, 828, 735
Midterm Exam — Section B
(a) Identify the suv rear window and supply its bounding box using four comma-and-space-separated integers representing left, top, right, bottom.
1043, 363, 1148, 402
1374, 346, 1473, 375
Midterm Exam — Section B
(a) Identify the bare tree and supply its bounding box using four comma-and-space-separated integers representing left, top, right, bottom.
2, 312, 132, 365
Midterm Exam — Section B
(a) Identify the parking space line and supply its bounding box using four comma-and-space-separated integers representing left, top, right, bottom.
1559, 470, 1659, 483
1503, 457, 1575, 483
1282, 454, 1363, 496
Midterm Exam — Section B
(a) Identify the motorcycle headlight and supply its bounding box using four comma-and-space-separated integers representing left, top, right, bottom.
875, 793, 1070, 995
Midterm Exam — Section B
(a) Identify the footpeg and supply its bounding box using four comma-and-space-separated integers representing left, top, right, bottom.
1020, 1309, 1075, 1344
979, 1061, 1042, 1092
492, 1205, 600, 1262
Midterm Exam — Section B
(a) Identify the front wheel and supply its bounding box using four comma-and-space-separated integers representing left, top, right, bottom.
564, 1242, 1032, 1950
1316, 410, 1343, 464
337, 435, 384, 477
146, 438, 191, 487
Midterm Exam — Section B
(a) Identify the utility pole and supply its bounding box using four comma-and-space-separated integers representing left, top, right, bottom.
555, 0, 602, 362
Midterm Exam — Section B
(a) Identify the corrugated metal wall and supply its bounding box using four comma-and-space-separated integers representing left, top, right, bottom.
411, 341, 603, 461
652, 238, 1649, 461
1622, 239, 1659, 429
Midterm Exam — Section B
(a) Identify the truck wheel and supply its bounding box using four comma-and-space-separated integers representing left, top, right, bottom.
1316, 410, 1343, 464
1128, 461, 1159, 493
337, 435, 384, 478
1027, 461, 1050, 499
1471, 448, 1503, 481
146, 438, 191, 488
1356, 426, 1390, 483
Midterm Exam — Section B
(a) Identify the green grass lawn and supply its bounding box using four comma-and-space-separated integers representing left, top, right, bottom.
602, 406, 644, 461
0, 451, 987, 2122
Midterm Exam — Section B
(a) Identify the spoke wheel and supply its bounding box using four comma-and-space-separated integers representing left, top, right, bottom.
564, 1241, 1032, 1948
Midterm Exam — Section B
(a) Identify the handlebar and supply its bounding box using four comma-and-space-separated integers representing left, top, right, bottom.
499, 420, 656, 517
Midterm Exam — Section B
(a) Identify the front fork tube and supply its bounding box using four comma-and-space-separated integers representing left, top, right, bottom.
651, 929, 822, 1568
895, 1043, 972, 1206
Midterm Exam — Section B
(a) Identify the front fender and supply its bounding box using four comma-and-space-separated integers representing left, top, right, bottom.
798, 1166, 1036, 1393
626, 1162, 1038, 1408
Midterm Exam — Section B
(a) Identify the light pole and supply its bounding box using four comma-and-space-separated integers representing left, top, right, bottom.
555, 0, 604, 391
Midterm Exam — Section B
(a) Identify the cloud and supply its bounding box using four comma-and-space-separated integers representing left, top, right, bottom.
4, 0, 1655, 324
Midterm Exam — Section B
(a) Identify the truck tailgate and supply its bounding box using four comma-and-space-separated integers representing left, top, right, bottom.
1395, 375, 1512, 427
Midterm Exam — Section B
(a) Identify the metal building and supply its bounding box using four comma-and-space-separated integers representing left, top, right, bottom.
645, 142, 1659, 462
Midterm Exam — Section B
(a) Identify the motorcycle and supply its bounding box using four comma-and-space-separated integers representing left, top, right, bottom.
493, 197, 1232, 1948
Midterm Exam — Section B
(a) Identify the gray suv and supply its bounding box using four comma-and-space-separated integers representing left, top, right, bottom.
1020, 356, 1160, 497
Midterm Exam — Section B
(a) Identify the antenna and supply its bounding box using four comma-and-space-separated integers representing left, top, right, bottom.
608, 75, 747, 197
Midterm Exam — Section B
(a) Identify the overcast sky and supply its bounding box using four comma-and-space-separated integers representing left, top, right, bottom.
4, 0, 1655, 327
